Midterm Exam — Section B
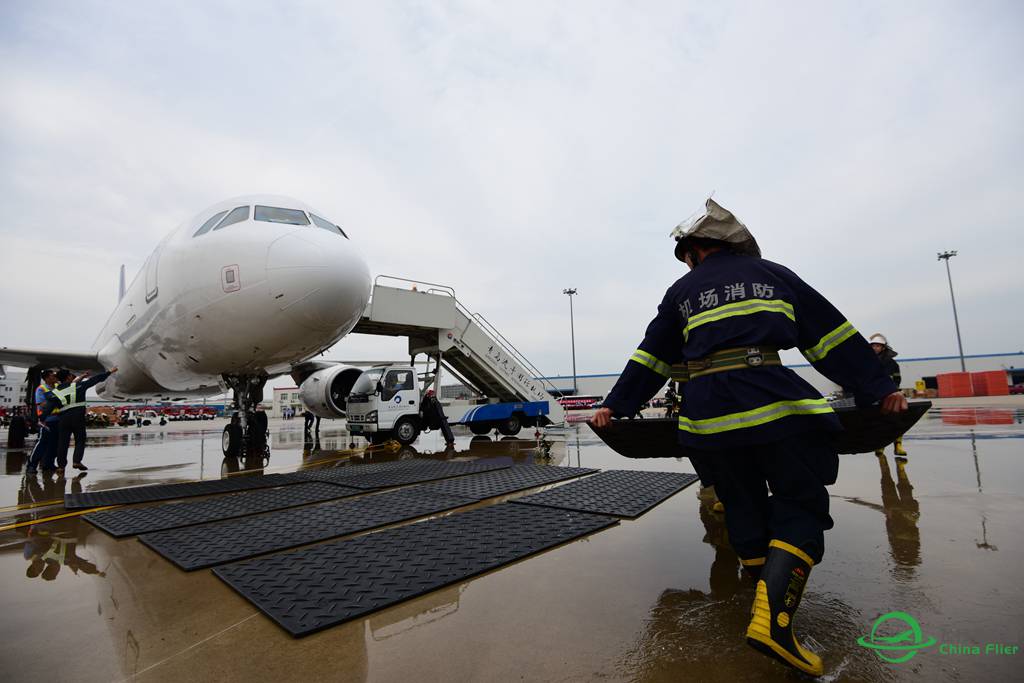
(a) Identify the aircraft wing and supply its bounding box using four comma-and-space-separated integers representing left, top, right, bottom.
0, 346, 105, 373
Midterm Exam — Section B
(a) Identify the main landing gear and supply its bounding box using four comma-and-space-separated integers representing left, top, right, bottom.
221, 375, 270, 465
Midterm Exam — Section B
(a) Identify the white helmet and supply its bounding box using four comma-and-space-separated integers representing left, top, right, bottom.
869, 333, 888, 346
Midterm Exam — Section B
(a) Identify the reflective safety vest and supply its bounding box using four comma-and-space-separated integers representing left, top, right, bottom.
35, 382, 59, 417
54, 383, 85, 411
602, 250, 898, 449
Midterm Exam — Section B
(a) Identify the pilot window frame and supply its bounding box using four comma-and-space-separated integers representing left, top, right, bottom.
309, 213, 350, 239
254, 205, 311, 226
193, 210, 229, 237
212, 206, 250, 231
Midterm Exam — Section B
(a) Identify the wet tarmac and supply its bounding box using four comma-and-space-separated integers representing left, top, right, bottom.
1, 402, 1022, 682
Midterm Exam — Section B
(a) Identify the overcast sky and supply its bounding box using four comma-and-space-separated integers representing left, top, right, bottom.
1, 1, 1022, 386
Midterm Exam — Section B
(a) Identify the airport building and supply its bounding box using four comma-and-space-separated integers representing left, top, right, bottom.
271, 387, 304, 418
537, 351, 1024, 398
0, 370, 25, 409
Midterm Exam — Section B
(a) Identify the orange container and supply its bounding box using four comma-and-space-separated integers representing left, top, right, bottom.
971, 370, 1009, 396
937, 372, 974, 398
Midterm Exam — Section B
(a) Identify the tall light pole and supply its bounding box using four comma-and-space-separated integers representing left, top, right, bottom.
937, 250, 966, 372
563, 288, 578, 395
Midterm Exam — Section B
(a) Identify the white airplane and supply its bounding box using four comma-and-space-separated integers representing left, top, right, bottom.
1, 195, 372, 457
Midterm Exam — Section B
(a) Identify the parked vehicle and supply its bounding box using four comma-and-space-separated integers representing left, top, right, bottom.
346, 364, 553, 445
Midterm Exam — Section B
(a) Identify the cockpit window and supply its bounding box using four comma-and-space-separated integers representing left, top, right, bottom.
310, 213, 350, 239
193, 210, 228, 237
255, 205, 310, 225
212, 205, 250, 231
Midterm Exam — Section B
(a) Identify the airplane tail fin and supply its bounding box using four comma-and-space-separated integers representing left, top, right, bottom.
118, 264, 126, 302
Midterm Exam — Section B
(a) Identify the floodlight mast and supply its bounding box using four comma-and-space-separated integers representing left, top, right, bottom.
937, 250, 966, 372
563, 288, 578, 395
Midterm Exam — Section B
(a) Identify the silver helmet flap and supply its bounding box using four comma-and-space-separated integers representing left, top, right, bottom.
671, 198, 761, 261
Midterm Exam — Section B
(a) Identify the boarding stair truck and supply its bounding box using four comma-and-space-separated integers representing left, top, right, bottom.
345, 276, 566, 444
345, 363, 553, 444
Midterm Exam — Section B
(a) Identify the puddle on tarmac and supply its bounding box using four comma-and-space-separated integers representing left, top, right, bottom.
0, 406, 1022, 681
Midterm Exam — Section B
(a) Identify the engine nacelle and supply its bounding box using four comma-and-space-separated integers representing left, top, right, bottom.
298, 365, 365, 418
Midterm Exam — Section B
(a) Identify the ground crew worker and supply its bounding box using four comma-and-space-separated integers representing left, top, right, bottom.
592, 198, 907, 677
26, 369, 61, 475
53, 367, 117, 471
869, 333, 908, 458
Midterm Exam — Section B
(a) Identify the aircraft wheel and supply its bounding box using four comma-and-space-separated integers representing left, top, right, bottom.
497, 415, 522, 436
469, 422, 492, 435
394, 418, 420, 445
222, 423, 242, 457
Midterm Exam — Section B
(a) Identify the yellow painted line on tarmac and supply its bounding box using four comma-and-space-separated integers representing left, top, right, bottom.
0, 505, 118, 532
0, 499, 66, 513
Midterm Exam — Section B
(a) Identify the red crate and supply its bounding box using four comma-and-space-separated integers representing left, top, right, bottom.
937, 372, 974, 398
971, 370, 1009, 396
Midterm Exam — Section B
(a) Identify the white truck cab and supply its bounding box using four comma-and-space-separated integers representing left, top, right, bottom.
345, 365, 424, 444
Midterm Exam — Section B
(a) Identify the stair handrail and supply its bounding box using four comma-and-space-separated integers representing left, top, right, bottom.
371, 275, 562, 401
373, 275, 456, 298
463, 308, 562, 399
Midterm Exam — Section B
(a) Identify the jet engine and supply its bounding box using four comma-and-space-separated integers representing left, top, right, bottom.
297, 365, 364, 418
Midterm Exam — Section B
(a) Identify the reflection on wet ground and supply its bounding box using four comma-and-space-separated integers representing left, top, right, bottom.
1, 405, 1022, 681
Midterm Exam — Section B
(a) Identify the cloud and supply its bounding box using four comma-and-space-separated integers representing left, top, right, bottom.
1, 0, 1021, 387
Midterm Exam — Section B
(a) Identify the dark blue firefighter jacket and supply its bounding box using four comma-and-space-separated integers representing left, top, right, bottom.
602, 251, 897, 450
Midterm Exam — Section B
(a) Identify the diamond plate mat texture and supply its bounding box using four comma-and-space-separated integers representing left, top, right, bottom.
411, 464, 597, 501
64, 473, 309, 509
513, 469, 700, 518
214, 502, 618, 636
140, 487, 474, 570
64, 458, 509, 509
306, 458, 511, 490
83, 482, 361, 537
292, 459, 435, 483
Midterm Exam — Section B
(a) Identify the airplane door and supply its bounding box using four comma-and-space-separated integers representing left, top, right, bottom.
145, 248, 160, 302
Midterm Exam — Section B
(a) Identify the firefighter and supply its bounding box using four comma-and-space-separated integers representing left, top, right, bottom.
869, 333, 907, 458
592, 198, 907, 676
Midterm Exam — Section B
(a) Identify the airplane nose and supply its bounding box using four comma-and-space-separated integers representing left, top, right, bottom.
266, 229, 371, 334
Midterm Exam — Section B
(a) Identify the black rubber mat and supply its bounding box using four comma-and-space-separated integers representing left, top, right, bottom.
293, 459, 435, 483
411, 464, 597, 502
64, 472, 309, 509
140, 488, 474, 571
83, 482, 362, 537
214, 503, 618, 636
323, 458, 512, 490
512, 470, 699, 518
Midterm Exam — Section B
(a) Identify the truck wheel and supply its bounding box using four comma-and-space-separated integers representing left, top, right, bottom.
394, 417, 420, 445
497, 415, 521, 436
222, 423, 242, 457
469, 422, 492, 435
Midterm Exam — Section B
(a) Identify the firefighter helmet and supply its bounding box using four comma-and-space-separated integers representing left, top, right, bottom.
671, 198, 761, 262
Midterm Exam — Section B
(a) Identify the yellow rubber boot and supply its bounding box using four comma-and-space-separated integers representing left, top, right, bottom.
894, 437, 907, 458
746, 540, 823, 676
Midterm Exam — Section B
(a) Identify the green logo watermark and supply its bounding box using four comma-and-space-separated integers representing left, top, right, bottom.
858, 612, 1020, 664
857, 611, 936, 663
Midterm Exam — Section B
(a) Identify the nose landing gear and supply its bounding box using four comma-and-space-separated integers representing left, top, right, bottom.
221, 375, 270, 463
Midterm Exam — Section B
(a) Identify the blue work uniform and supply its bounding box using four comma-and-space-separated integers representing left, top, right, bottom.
28, 387, 62, 473
603, 251, 896, 565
